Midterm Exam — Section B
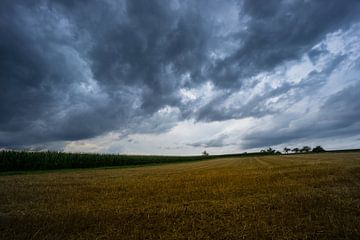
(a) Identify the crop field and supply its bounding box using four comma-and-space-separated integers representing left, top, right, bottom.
0, 151, 212, 172
1, 152, 360, 239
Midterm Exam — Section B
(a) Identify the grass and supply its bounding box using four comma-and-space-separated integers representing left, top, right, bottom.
1, 152, 360, 239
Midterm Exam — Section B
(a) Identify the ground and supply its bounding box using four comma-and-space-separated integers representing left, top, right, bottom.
1, 152, 360, 239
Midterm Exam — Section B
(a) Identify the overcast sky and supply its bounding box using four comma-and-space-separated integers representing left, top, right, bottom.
1, 0, 360, 155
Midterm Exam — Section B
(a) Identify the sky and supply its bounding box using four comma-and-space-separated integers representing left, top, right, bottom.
1, 0, 360, 155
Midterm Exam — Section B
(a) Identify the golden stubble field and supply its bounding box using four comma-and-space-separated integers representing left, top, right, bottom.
1, 152, 360, 239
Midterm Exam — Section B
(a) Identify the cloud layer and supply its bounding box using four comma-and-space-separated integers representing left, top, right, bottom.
1, 0, 360, 152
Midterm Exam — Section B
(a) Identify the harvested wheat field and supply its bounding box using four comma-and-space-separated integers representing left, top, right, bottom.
1, 152, 360, 239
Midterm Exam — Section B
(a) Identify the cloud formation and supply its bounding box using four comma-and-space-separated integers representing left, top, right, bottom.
1, 0, 360, 152
242, 80, 360, 149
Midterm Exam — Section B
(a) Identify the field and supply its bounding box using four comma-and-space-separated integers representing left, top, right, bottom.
1, 152, 360, 239
0, 151, 212, 172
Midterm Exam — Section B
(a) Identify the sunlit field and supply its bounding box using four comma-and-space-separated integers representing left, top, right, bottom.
1, 152, 360, 239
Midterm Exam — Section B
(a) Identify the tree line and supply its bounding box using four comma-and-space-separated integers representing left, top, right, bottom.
260, 145, 325, 155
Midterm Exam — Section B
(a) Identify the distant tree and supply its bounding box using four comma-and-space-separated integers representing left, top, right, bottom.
202, 150, 209, 156
260, 149, 266, 153
261, 147, 276, 154
275, 151, 282, 155
292, 148, 300, 153
283, 147, 291, 154
266, 147, 276, 154
312, 145, 325, 153
301, 146, 311, 153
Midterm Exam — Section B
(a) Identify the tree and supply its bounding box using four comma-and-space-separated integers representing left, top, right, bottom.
312, 145, 325, 153
260, 148, 280, 155
266, 147, 276, 154
283, 147, 291, 154
202, 150, 209, 156
301, 146, 311, 153
292, 148, 300, 153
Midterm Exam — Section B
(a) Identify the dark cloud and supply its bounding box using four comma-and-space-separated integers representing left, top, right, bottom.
187, 134, 230, 148
195, 53, 346, 122
194, 83, 292, 122
0, 0, 133, 147
82, 0, 211, 113
242, 81, 360, 149
320, 83, 360, 131
307, 44, 329, 64
210, 0, 360, 87
1, 0, 360, 149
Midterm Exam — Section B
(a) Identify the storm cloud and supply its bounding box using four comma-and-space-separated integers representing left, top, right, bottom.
1, 0, 360, 152
242, 81, 360, 149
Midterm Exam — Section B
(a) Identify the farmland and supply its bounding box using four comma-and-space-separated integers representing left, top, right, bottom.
1, 152, 360, 239
0, 150, 281, 172
0, 151, 211, 172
